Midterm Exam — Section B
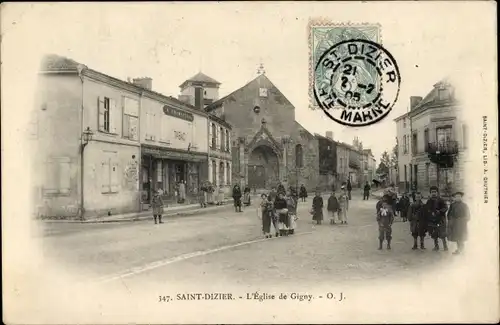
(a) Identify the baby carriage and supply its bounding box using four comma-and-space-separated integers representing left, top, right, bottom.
276, 208, 298, 236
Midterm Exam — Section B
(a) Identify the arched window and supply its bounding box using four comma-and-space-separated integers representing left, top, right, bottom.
295, 144, 304, 168
225, 129, 230, 152
211, 123, 217, 149
220, 127, 225, 151
219, 162, 225, 186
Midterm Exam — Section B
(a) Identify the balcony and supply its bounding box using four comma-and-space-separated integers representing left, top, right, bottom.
426, 141, 459, 155
426, 141, 458, 168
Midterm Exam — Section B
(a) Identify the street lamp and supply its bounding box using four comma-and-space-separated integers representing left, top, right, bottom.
79, 127, 93, 220
82, 127, 94, 150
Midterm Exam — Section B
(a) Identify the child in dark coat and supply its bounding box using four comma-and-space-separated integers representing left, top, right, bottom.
327, 191, 340, 225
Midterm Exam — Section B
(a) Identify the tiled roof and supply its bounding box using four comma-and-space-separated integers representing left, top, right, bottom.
180, 72, 221, 88
414, 79, 457, 111
40, 54, 81, 71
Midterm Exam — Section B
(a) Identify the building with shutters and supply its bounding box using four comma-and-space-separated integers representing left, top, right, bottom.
31, 54, 218, 219
394, 79, 468, 195
204, 69, 320, 192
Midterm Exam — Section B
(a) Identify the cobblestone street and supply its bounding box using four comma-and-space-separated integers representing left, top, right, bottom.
40, 195, 457, 291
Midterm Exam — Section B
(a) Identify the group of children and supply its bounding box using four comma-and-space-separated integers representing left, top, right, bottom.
376, 185, 471, 254
258, 190, 298, 238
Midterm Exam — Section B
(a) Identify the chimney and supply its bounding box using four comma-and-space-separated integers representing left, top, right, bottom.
325, 131, 333, 140
410, 96, 423, 111
132, 77, 152, 90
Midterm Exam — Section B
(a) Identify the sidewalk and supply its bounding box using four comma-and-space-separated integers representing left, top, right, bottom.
42, 194, 269, 224
43, 198, 237, 224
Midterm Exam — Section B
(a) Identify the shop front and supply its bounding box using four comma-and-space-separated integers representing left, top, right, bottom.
141, 145, 208, 205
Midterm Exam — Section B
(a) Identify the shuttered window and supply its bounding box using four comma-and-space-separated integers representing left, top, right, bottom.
43, 157, 71, 195
123, 97, 139, 140
98, 97, 117, 134
102, 153, 119, 193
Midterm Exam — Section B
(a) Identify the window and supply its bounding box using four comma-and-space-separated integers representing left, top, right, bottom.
212, 160, 217, 185
145, 109, 155, 141
404, 165, 407, 182
436, 126, 453, 144
98, 96, 117, 133
123, 97, 139, 141
295, 144, 304, 168
226, 162, 231, 185
438, 88, 449, 101
425, 163, 430, 186
102, 154, 119, 193
424, 129, 429, 151
220, 127, 225, 152
160, 115, 170, 143
259, 88, 268, 97
411, 133, 418, 155
225, 130, 230, 153
210, 123, 217, 149
403, 118, 406, 128
157, 160, 163, 182
43, 157, 71, 195
402, 135, 408, 154
219, 162, 225, 186
462, 124, 468, 148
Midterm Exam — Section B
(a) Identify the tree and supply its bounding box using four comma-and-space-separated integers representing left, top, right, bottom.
376, 150, 391, 175
390, 142, 398, 168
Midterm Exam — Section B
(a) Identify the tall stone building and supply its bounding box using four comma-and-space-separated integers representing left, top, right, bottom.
394, 79, 468, 195
205, 70, 320, 191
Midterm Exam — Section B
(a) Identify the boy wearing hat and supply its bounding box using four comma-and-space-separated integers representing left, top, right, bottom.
447, 191, 470, 254
424, 185, 449, 251
376, 195, 395, 250
408, 192, 427, 249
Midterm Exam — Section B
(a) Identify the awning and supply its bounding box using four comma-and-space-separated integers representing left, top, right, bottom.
141, 146, 207, 163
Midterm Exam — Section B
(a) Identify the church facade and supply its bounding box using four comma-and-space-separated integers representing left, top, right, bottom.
203, 71, 320, 191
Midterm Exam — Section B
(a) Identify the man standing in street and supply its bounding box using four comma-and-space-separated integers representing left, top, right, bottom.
398, 192, 411, 222
408, 192, 427, 250
363, 181, 371, 200
425, 186, 449, 251
347, 179, 352, 200
447, 191, 471, 255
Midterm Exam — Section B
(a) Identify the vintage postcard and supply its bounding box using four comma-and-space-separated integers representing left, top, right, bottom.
2, 1, 498, 324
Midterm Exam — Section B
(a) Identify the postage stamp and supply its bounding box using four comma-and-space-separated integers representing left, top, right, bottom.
308, 20, 401, 127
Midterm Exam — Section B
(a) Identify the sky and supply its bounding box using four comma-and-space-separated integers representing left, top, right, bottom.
2, 2, 495, 162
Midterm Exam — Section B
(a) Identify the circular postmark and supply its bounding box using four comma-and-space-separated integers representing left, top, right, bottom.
313, 39, 401, 127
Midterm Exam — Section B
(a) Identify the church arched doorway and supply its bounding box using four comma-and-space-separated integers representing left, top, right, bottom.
248, 145, 279, 190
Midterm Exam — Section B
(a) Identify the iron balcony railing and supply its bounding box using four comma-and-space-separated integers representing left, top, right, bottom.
426, 140, 459, 155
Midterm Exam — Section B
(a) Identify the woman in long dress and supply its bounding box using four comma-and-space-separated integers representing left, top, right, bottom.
217, 185, 225, 205
312, 191, 324, 225
286, 191, 298, 235
243, 185, 251, 206
259, 193, 274, 238
198, 182, 207, 208
274, 192, 289, 236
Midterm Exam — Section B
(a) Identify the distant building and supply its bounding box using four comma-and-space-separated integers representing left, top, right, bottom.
315, 132, 338, 191
362, 149, 377, 184
336, 141, 350, 186
179, 72, 221, 110
205, 71, 320, 191
394, 111, 413, 191
394, 79, 467, 194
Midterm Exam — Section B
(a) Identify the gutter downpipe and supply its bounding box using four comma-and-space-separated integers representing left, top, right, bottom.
77, 65, 86, 221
